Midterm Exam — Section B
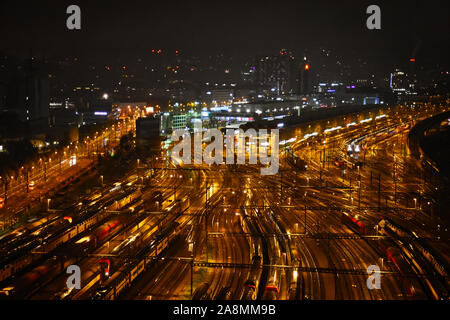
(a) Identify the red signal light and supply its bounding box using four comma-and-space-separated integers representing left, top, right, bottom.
304, 64, 309, 70
410, 58, 415, 62
64, 216, 73, 223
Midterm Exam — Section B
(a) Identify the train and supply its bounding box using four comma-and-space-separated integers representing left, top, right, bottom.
287, 259, 302, 300
192, 282, 211, 300
378, 243, 427, 299
215, 287, 232, 300
0, 215, 127, 299
378, 218, 450, 299
342, 212, 368, 234
262, 236, 281, 300
262, 257, 281, 300
241, 256, 262, 300
0, 188, 140, 284
239, 211, 265, 300
378, 218, 449, 279
93, 221, 181, 300
91, 195, 190, 300
286, 149, 308, 171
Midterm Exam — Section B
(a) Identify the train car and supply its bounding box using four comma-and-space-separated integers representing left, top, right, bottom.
95, 221, 181, 300
99, 258, 111, 282
2, 215, 128, 299
379, 218, 449, 279
143, 191, 163, 211
0, 265, 13, 285
240, 213, 262, 259
28, 181, 35, 191
215, 287, 232, 300
293, 157, 308, 171
342, 212, 368, 234
385, 247, 427, 299
262, 237, 281, 300
112, 232, 141, 256
288, 259, 302, 300
286, 150, 308, 171
95, 218, 124, 244
334, 157, 346, 168
268, 212, 291, 266
414, 238, 449, 279
288, 277, 300, 300
0, 258, 59, 299
130, 259, 146, 283
378, 218, 410, 238
164, 197, 190, 214
262, 268, 281, 300
193, 282, 210, 300
241, 256, 262, 300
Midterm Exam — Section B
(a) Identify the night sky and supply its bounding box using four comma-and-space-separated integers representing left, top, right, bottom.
1, 0, 449, 69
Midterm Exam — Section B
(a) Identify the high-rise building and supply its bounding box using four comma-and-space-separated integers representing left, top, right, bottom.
298, 57, 312, 95
390, 69, 408, 93
407, 58, 418, 93
1, 56, 50, 122
255, 50, 296, 95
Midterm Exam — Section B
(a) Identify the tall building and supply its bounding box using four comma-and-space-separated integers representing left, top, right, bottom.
1, 56, 50, 122
407, 58, 418, 93
390, 69, 408, 93
136, 116, 162, 153
255, 50, 296, 95
22, 68, 50, 121
298, 57, 312, 95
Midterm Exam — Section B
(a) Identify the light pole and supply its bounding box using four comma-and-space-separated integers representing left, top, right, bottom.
26, 170, 29, 193
47, 198, 51, 222
189, 241, 194, 297
44, 161, 47, 182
